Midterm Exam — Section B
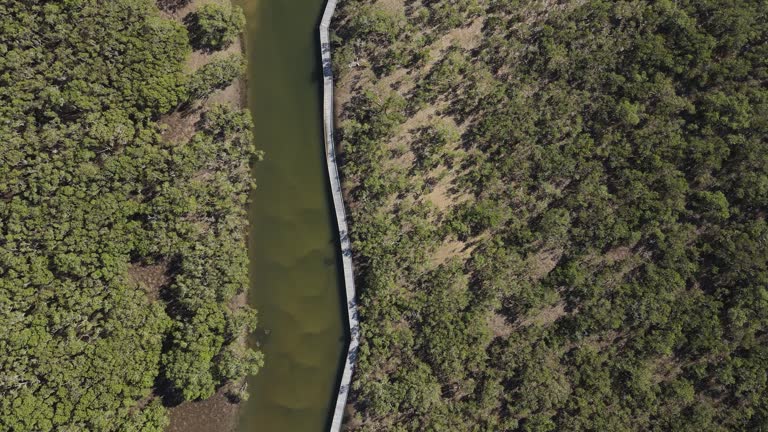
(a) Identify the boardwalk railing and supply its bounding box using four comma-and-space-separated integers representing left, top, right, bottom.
320, 1, 360, 431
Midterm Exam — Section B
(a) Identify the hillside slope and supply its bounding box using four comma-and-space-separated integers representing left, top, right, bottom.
332, 0, 768, 430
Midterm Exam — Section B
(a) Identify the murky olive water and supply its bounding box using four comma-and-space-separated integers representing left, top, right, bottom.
236, 0, 346, 430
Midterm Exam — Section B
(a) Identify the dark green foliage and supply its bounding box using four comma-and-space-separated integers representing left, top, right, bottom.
334, 4, 431, 76
158, 0, 192, 12
0, 1, 258, 430
334, 0, 768, 430
158, 105, 262, 402
187, 53, 246, 101
186, 3, 246, 51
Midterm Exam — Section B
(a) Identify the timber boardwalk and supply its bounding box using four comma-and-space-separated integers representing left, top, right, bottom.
320, 0, 360, 431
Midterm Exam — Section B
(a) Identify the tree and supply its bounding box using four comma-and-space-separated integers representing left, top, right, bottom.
187, 53, 246, 101
186, 3, 246, 51
333, 0, 768, 429
0, 0, 260, 429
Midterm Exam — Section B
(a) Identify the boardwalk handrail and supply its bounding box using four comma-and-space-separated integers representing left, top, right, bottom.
320, 1, 360, 431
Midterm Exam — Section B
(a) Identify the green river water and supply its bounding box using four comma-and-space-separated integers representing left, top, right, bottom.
235, 0, 346, 430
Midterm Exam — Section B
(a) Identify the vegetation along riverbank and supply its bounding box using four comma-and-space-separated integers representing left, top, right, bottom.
0, 0, 261, 430
331, 0, 768, 430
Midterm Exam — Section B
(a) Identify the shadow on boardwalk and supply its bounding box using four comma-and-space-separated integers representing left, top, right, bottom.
319, 1, 361, 431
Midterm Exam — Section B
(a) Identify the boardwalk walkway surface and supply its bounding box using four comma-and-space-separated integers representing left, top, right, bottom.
320, 1, 360, 431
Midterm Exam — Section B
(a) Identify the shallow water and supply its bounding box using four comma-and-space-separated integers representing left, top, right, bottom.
235, 0, 346, 430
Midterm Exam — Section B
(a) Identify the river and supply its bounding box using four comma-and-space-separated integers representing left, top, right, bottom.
235, 0, 347, 430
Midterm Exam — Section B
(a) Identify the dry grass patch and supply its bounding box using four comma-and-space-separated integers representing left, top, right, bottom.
445, 18, 484, 50
418, 18, 483, 74
374, 0, 406, 16
430, 233, 484, 267
397, 103, 441, 137
335, 68, 364, 121
423, 169, 470, 210
166, 386, 240, 432
424, 174, 454, 211
158, 0, 243, 144
160, 109, 202, 144
604, 245, 633, 264
527, 248, 563, 280
520, 301, 568, 328
488, 311, 515, 338
386, 147, 416, 173
127, 263, 169, 302
652, 354, 683, 384
379, 66, 416, 96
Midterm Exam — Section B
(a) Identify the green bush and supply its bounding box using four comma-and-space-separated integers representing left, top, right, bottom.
187, 3, 246, 50
187, 53, 246, 101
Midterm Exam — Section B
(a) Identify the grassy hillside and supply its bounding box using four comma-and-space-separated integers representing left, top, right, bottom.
0, 1, 259, 430
332, 0, 768, 430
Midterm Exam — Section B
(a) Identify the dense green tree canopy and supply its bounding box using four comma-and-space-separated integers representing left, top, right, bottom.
186, 3, 246, 51
187, 53, 246, 101
0, 0, 259, 430
333, 0, 768, 430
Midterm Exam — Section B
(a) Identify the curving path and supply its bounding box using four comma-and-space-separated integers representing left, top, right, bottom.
320, 1, 360, 431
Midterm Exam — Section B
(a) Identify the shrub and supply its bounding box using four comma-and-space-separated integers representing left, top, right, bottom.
186, 3, 245, 51
187, 53, 245, 101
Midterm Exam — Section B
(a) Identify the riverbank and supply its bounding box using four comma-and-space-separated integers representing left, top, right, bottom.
0, 0, 257, 430
155, 1, 251, 431
158, 0, 246, 143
